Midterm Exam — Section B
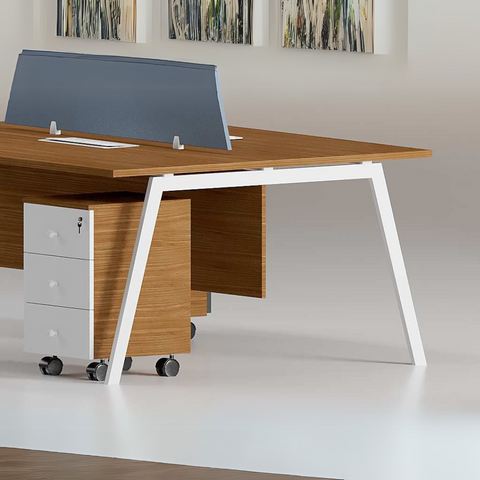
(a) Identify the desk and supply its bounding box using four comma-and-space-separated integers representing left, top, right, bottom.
0, 122, 432, 385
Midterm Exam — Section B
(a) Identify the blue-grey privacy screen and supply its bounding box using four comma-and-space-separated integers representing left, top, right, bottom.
5, 50, 232, 150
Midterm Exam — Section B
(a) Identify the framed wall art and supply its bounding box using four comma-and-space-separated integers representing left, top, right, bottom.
169, 0, 253, 45
282, 0, 374, 53
57, 0, 137, 42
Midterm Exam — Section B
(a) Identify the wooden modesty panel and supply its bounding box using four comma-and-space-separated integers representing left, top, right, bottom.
168, 186, 266, 299
27, 194, 192, 358
0, 194, 23, 270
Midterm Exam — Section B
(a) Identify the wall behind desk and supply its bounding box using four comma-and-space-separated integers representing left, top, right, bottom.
0, 0, 33, 121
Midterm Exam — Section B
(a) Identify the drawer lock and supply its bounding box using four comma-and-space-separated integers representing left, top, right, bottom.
48, 230, 59, 239
47, 329, 58, 338
48, 280, 58, 288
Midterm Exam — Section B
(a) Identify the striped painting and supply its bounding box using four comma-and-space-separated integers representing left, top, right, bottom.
169, 0, 253, 44
57, 0, 137, 42
282, 0, 374, 53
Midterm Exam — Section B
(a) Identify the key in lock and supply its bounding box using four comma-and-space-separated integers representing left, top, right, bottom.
77, 217, 83, 234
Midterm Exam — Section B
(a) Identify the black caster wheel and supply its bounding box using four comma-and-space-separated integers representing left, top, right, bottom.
39, 356, 63, 376
155, 356, 180, 377
106, 357, 133, 372
123, 357, 133, 372
191, 322, 197, 340
86, 361, 108, 382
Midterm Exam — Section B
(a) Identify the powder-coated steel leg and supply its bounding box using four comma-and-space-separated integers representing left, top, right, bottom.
104, 163, 425, 385
369, 164, 427, 366
106, 177, 164, 385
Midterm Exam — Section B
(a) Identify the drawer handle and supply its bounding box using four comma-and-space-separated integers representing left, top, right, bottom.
47, 329, 58, 338
48, 230, 59, 239
48, 280, 58, 288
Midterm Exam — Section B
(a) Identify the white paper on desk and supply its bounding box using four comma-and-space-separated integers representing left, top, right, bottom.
39, 137, 140, 149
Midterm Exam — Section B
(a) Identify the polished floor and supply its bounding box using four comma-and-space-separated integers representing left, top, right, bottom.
0, 448, 330, 480
1, 183, 480, 480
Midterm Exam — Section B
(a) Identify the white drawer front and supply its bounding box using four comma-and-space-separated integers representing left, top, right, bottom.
25, 254, 93, 310
24, 204, 93, 260
24, 303, 94, 360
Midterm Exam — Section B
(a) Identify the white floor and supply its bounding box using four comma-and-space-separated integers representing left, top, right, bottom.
1, 182, 480, 480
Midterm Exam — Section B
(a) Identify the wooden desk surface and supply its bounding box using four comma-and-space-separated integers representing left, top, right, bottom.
0, 122, 431, 179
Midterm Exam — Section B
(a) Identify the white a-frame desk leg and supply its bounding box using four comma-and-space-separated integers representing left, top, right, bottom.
106, 176, 164, 385
369, 164, 427, 366
105, 163, 426, 385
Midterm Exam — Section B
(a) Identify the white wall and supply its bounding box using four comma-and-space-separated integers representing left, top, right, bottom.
0, 0, 33, 119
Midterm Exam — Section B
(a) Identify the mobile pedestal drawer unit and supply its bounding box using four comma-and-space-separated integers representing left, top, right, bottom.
24, 193, 192, 381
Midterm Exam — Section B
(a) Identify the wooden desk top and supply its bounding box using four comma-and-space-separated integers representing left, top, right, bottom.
0, 122, 432, 179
